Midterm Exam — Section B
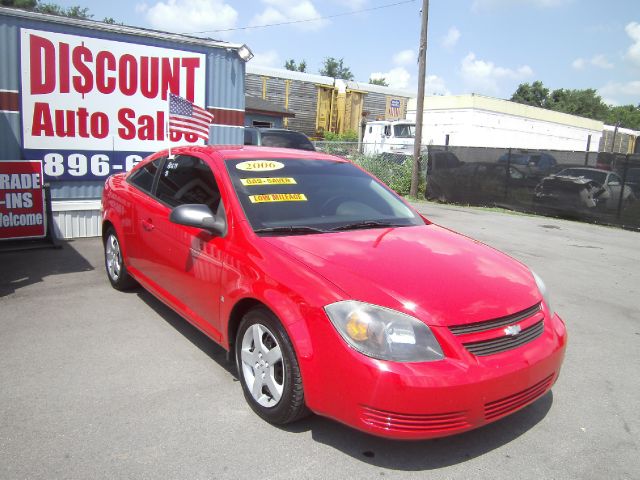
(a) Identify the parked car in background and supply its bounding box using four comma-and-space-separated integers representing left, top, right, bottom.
101, 145, 566, 440
426, 149, 462, 173
497, 151, 557, 173
534, 167, 636, 212
244, 127, 315, 151
426, 159, 534, 206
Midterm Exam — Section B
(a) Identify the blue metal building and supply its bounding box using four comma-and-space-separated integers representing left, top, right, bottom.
0, 7, 250, 238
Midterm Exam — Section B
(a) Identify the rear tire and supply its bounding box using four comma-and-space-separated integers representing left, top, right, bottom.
104, 227, 137, 291
235, 307, 308, 425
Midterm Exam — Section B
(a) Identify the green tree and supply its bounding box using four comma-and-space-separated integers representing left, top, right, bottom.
319, 57, 354, 80
369, 77, 389, 86
284, 59, 307, 72
510, 81, 549, 108
1, 0, 38, 8
606, 104, 640, 130
3, 0, 93, 18
546, 88, 609, 121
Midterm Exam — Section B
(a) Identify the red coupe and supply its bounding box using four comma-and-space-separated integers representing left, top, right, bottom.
102, 145, 567, 440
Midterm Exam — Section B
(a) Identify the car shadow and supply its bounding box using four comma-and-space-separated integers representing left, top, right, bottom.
131, 285, 553, 470
0, 240, 94, 297
134, 288, 238, 378
283, 391, 553, 470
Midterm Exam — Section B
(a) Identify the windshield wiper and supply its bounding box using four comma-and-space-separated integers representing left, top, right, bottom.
331, 221, 404, 231
254, 226, 327, 235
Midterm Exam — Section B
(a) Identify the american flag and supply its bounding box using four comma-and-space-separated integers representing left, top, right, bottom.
168, 93, 215, 142
389, 99, 401, 117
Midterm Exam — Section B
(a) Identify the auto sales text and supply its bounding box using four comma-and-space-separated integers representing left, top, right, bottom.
28, 33, 204, 142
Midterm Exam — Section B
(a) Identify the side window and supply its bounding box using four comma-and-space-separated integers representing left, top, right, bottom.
128, 158, 162, 192
384, 125, 391, 136
244, 129, 257, 145
252, 120, 272, 128
608, 173, 621, 185
155, 155, 221, 210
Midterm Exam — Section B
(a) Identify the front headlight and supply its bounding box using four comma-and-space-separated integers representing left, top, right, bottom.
531, 270, 554, 316
324, 301, 444, 362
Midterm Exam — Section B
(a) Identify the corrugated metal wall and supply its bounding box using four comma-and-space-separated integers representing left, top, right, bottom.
363, 91, 389, 121
0, 112, 21, 160
246, 73, 324, 138
53, 209, 102, 239
0, 18, 22, 161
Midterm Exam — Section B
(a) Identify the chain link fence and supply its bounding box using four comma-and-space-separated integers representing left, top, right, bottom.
313, 141, 640, 231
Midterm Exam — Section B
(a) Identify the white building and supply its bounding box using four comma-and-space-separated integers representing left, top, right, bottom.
407, 94, 604, 152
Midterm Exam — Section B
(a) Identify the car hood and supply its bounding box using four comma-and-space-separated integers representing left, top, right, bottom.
263, 225, 540, 327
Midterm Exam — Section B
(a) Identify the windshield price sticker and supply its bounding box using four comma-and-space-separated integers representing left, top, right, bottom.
241, 177, 297, 186
236, 161, 284, 172
249, 193, 307, 203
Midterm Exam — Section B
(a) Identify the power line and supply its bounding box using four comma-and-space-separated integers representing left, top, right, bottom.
183, 0, 416, 35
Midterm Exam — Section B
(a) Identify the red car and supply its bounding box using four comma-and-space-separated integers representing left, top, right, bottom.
102, 145, 567, 440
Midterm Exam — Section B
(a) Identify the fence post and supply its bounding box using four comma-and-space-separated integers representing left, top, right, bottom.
616, 154, 630, 220
504, 148, 512, 200
584, 135, 591, 166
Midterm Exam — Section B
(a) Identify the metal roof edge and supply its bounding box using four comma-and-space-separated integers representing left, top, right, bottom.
247, 65, 335, 85
0, 6, 244, 50
408, 94, 604, 131
603, 124, 639, 136
246, 65, 416, 98
344, 80, 415, 98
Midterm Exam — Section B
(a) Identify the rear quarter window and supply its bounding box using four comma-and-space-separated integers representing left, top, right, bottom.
261, 132, 315, 151
128, 158, 162, 192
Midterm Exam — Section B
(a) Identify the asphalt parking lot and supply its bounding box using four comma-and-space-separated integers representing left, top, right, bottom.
1, 202, 638, 480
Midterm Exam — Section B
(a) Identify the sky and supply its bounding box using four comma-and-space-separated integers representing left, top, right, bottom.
52, 0, 640, 106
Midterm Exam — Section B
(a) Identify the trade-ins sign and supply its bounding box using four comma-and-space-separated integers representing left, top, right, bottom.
0, 161, 46, 240
20, 29, 207, 181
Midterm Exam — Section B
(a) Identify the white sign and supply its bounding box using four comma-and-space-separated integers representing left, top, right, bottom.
20, 28, 207, 152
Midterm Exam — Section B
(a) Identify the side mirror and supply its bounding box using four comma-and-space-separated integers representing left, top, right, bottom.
170, 204, 226, 236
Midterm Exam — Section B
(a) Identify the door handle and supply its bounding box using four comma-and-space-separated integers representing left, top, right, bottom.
141, 219, 154, 231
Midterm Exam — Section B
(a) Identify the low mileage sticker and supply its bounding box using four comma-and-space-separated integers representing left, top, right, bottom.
249, 193, 307, 203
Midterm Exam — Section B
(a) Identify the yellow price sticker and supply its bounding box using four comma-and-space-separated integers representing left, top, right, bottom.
241, 177, 297, 186
236, 160, 284, 172
249, 193, 308, 203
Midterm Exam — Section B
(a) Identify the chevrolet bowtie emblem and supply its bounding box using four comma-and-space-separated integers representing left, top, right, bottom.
504, 324, 522, 336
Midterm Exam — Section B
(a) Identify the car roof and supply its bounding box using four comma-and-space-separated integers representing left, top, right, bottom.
561, 167, 610, 173
209, 145, 347, 162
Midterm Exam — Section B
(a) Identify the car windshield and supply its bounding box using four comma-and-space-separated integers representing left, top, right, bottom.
393, 124, 415, 138
225, 158, 424, 234
508, 154, 530, 166
560, 169, 607, 185
260, 131, 315, 151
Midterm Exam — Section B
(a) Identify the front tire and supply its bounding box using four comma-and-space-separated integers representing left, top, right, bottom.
104, 228, 137, 291
235, 307, 308, 424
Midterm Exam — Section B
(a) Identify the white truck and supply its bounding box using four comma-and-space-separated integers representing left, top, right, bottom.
362, 120, 416, 157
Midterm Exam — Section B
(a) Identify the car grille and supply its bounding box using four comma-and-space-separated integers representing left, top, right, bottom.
361, 406, 470, 433
448, 303, 544, 356
484, 374, 555, 420
449, 303, 541, 335
462, 320, 544, 356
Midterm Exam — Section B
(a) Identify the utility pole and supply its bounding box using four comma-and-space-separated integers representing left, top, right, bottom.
410, 0, 429, 198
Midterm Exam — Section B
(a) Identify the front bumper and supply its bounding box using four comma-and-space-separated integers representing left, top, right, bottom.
301, 312, 567, 440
